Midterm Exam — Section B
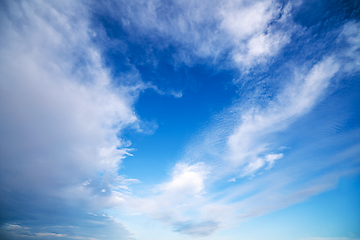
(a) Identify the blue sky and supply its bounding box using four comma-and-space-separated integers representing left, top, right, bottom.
0, 0, 359, 240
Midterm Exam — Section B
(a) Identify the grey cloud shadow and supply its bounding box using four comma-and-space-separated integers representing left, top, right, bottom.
174, 220, 219, 237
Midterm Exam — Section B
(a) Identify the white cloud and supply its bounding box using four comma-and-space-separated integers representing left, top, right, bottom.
0, 1, 142, 238
125, 162, 210, 226
127, 45, 360, 236
1, 0, 360, 239
160, 163, 208, 196
220, 1, 293, 67
99, 0, 294, 68
241, 153, 283, 176
0, 0, 136, 193
228, 57, 340, 174
339, 21, 360, 72
120, 54, 355, 237
220, 0, 276, 39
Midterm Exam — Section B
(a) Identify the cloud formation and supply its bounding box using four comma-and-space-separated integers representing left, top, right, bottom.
1, 0, 359, 239
97, 0, 294, 69
0, 1, 142, 239
121, 21, 360, 236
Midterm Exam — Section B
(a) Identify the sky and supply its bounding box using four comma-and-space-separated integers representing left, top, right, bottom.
0, 0, 359, 240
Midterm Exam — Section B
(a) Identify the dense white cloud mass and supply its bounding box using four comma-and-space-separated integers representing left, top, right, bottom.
0, 1, 142, 239
1, 0, 359, 239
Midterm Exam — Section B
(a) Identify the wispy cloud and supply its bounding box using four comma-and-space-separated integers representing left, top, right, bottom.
97, 0, 294, 69
228, 56, 340, 174
121, 21, 360, 236
0, 220, 131, 240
